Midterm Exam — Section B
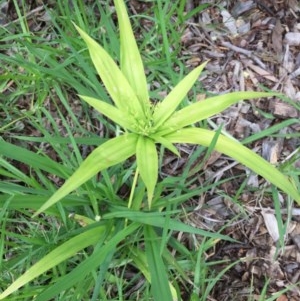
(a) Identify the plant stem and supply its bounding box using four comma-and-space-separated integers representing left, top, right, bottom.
128, 168, 139, 209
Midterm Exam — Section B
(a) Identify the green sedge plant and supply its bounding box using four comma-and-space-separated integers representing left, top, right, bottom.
1, 0, 300, 300
31, 0, 299, 213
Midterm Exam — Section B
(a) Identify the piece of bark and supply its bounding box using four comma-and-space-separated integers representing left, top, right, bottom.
272, 19, 283, 55
269, 99, 299, 118
221, 9, 237, 36
232, 1, 255, 17
244, 61, 278, 82
262, 140, 280, 164
284, 32, 300, 46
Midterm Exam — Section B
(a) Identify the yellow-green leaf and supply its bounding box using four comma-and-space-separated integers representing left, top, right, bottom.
150, 134, 180, 156
136, 136, 158, 207
74, 24, 145, 120
33, 134, 138, 216
157, 92, 277, 136
153, 62, 207, 129
0, 225, 108, 300
165, 128, 300, 202
129, 246, 151, 282
114, 0, 149, 113
79, 95, 136, 132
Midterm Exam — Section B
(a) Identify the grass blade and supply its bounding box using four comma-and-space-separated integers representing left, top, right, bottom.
0, 224, 108, 300
241, 118, 300, 145
0, 140, 70, 179
103, 209, 235, 242
144, 225, 173, 301
165, 128, 300, 202
33, 133, 138, 216
128, 246, 151, 282
35, 222, 140, 301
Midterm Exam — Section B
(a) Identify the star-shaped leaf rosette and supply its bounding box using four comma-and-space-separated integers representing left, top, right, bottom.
34, 0, 299, 216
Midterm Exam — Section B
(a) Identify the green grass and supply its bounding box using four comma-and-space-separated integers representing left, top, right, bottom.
0, 1, 299, 300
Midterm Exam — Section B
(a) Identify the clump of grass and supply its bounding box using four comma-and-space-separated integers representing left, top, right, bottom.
0, 1, 299, 300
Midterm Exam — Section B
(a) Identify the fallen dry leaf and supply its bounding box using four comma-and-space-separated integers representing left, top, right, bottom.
261, 210, 280, 242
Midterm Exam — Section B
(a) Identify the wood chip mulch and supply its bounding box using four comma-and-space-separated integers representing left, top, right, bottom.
178, 1, 300, 300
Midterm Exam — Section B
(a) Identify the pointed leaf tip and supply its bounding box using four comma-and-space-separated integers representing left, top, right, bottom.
114, 0, 149, 112
74, 23, 146, 120
153, 61, 208, 129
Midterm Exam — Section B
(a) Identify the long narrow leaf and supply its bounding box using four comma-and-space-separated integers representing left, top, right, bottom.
103, 209, 235, 242
153, 62, 207, 129
33, 133, 138, 216
79, 95, 136, 132
144, 225, 173, 301
156, 92, 277, 136
35, 223, 140, 301
128, 246, 151, 282
0, 140, 70, 179
0, 192, 88, 212
151, 134, 180, 156
114, 0, 149, 112
0, 224, 108, 300
74, 24, 145, 119
136, 136, 158, 207
165, 128, 300, 202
